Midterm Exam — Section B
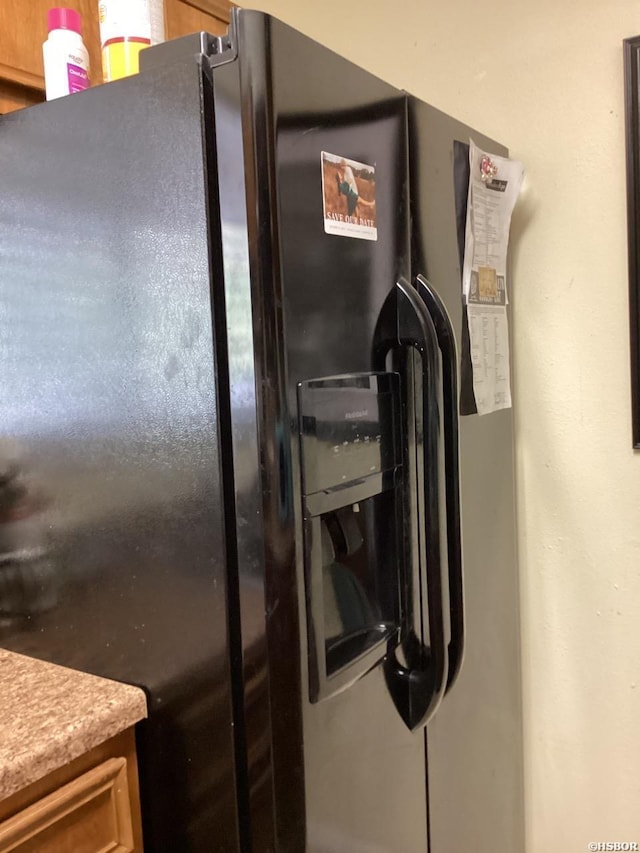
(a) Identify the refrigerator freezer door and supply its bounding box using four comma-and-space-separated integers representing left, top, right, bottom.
409, 97, 525, 853
0, 60, 242, 851
231, 11, 430, 851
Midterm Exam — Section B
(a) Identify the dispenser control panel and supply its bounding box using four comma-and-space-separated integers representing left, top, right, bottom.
298, 373, 400, 497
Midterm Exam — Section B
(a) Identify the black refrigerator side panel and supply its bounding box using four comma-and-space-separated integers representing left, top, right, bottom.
0, 63, 241, 851
408, 98, 525, 853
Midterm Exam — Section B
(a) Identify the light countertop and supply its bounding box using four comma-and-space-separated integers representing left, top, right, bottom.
0, 648, 147, 801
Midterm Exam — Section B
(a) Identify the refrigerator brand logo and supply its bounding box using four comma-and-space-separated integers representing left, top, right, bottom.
345, 410, 369, 419
321, 151, 378, 242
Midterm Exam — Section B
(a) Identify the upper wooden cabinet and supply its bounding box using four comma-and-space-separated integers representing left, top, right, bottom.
0, 0, 233, 114
165, 0, 231, 41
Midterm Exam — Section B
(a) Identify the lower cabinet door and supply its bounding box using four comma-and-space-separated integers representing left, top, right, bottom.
0, 757, 136, 853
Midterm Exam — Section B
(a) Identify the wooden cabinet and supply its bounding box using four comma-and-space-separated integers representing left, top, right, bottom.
0, 729, 143, 853
165, 0, 231, 41
0, 0, 233, 114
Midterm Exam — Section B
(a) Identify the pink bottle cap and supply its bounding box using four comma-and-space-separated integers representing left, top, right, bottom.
47, 8, 82, 35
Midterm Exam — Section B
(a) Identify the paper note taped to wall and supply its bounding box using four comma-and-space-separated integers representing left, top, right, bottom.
462, 140, 524, 415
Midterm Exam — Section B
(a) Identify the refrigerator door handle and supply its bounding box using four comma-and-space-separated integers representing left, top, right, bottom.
373, 279, 448, 731
415, 275, 465, 693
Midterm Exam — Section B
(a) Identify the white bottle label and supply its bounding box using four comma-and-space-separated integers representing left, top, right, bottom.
98, 0, 151, 45
43, 35, 90, 101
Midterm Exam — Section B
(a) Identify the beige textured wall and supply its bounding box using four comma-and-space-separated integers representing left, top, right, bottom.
248, 0, 640, 849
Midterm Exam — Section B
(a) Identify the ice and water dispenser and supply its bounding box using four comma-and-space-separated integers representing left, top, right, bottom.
298, 373, 403, 701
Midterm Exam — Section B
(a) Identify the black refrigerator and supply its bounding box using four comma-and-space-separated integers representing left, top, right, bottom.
0, 9, 523, 853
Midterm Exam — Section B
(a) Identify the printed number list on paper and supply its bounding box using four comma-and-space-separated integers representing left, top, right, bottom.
462, 141, 524, 415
